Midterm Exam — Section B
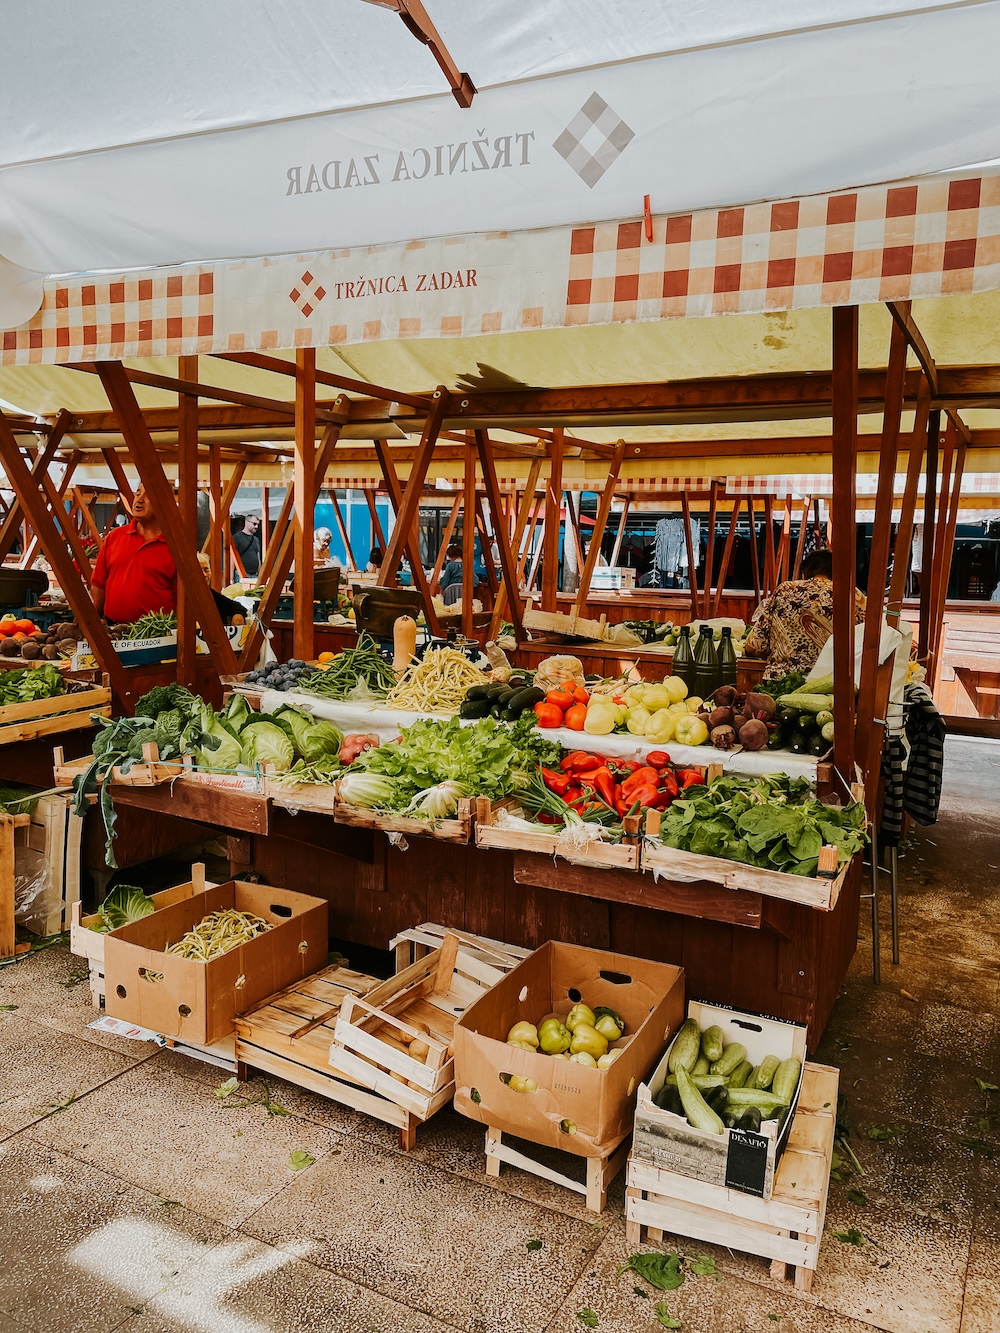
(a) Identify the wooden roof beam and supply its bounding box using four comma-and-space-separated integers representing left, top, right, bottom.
215, 351, 430, 412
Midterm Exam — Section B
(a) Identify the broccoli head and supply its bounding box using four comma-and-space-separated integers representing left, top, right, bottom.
134, 684, 197, 719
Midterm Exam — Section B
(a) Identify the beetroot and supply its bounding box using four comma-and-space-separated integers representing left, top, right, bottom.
711, 684, 739, 708
708, 706, 733, 730
739, 719, 769, 751
732, 711, 747, 733
711, 724, 736, 751
745, 692, 777, 721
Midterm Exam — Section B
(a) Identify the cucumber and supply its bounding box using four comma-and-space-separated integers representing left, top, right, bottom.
724, 1088, 790, 1111
483, 683, 509, 700
676, 1065, 725, 1134
667, 1018, 701, 1074
753, 1055, 781, 1091
727, 1059, 753, 1089
771, 1058, 802, 1104
701, 1025, 725, 1063
788, 734, 807, 755
505, 686, 544, 717
705, 1084, 729, 1116
737, 1106, 763, 1133
465, 685, 490, 701
766, 728, 787, 750
665, 1073, 726, 1091
653, 1083, 684, 1116
709, 1042, 747, 1078
809, 733, 829, 757
692, 1053, 710, 1077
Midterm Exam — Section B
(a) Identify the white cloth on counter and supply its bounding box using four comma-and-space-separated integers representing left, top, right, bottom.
260, 691, 820, 782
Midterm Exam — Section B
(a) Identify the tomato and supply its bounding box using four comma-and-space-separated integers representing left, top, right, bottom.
564, 703, 588, 731
559, 679, 579, 692
572, 687, 590, 704
533, 701, 565, 728
0, 624, 14, 637
545, 689, 575, 711
12, 619, 35, 634
12, 632, 27, 643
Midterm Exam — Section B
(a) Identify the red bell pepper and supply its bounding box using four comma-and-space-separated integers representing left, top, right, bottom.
590, 766, 617, 807
560, 751, 599, 773
540, 767, 572, 796
537, 811, 561, 824
659, 769, 680, 799
648, 791, 674, 809
645, 750, 671, 770
677, 769, 706, 788
622, 766, 660, 796
626, 783, 662, 809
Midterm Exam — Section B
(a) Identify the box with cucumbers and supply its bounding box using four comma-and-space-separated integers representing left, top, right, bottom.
634, 1000, 807, 1199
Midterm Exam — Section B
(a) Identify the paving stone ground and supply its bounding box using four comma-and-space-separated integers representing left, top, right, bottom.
0, 735, 997, 1332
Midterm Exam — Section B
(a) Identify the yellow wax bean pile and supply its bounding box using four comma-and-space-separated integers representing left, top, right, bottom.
165, 909, 271, 961
385, 647, 485, 713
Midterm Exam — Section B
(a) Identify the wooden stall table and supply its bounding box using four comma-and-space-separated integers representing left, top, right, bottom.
270, 620, 357, 662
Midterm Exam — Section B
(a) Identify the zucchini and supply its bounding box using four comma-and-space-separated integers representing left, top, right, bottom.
465, 685, 490, 701
653, 1083, 684, 1116
676, 1065, 725, 1135
701, 1025, 725, 1063
727, 1059, 753, 1089
709, 1042, 747, 1078
665, 1073, 726, 1091
737, 1106, 763, 1133
724, 1087, 790, 1111
776, 692, 835, 714
705, 1084, 729, 1116
692, 1053, 710, 1077
788, 734, 807, 755
753, 1055, 781, 1091
809, 733, 829, 757
667, 1018, 701, 1074
483, 683, 509, 700
505, 686, 544, 717
459, 699, 492, 719
771, 1057, 802, 1104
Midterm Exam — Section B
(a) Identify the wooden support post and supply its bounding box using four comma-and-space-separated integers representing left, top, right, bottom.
71, 488, 103, 545
778, 494, 792, 585
430, 495, 462, 591
680, 492, 700, 619
462, 441, 476, 637
520, 495, 543, 587
488, 456, 540, 641
746, 496, 762, 602
918, 410, 941, 660
96, 361, 238, 675
177, 356, 199, 687
0, 411, 133, 705
474, 491, 499, 597
326, 486, 357, 571
887, 382, 932, 617
831, 306, 859, 789
573, 440, 627, 617
927, 423, 955, 669
702, 480, 720, 617
373, 439, 442, 637
100, 447, 134, 505
792, 497, 811, 579
609, 497, 631, 567
928, 438, 966, 689
365, 488, 387, 553
208, 440, 223, 588
541, 430, 564, 612
762, 495, 776, 595
563, 490, 585, 593
0, 418, 68, 562
476, 430, 527, 644
293, 349, 317, 662
856, 318, 907, 785
378, 388, 450, 585
18, 449, 80, 570
260, 486, 270, 560
711, 500, 741, 617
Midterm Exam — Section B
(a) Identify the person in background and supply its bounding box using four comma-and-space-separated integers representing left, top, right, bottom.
314, 527, 343, 568
92, 483, 177, 622
232, 513, 261, 577
367, 547, 384, 573
438, 543, 464, 604
196, 553, 246, 624
744, 548, 866, 682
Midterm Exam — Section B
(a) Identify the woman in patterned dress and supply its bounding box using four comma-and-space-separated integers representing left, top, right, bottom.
744, 549, 866, 682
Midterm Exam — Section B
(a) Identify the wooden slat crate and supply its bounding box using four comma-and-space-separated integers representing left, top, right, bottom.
233, 962, 444, 1143
14, 790, 86, 937
625, 1062, 839, 1293
331, 934, 507, 1132
1, 812, 32, 960
475, 797, 640, 871
485, 1126, 631, 1215
389, 922, 531, 975
265, 777, 336, 815
334, 786, 473, 844
54, 740, 184, 788
69, 865, 210, 1008
0, 675, 111, 748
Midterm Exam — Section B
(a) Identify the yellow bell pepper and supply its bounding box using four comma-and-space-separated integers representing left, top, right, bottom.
594, 1011, 625, 1041
673, 714, 709, 747
583, 704, 617, 736
507, 1075, 538, 1093
597, 1051, 621, 1069
643, 709, 677, 744
506, 1038, 538, 1051
565, 1002, 597, 1032
537, 1017, 572, 1054
664, 675, 689, 703
624, 684, 647, 707
640, 683, 671, 711
569, 1051, 598, 1068
506, 1021, 539, 1047
570, 1022, 609, 1060
625, 706, 651, 736
686, 696, 704, 713
667, 701, 690, 716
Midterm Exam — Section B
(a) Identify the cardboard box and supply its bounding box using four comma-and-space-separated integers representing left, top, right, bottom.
633, 999, 807, 1199
453, 941, 685, 1157
103, 880, 328, 1045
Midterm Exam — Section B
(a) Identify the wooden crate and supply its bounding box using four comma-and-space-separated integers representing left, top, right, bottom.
53, 740, 184, 788
69, 865, 211, 1008
523, 608, 609, 642
475, 797, 640, 871
233, 962, 447, 1144
265, 776, 336, 815
1, 812, 32, 960
13, 790, 85, 937
484, 1126, 631, 1214
625, 1062, 839, 1293
388, 922, 531, 975
331, 933, 506, 1128
0, 676, 111, 747
640, 805, 855, 913
334, 786, 473, 844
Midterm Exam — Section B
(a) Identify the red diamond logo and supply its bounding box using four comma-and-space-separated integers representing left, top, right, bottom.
289, 271, 325, 316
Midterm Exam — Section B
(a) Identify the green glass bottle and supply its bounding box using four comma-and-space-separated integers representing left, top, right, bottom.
717, 625, 738, 690
672, 624, 695, 692
693, 624, 720, 701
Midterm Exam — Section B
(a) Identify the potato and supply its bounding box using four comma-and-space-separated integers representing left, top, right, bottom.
409, 1039, 430, 1063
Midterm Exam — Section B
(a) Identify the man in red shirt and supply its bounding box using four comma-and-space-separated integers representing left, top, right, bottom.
91, 484, 177, 623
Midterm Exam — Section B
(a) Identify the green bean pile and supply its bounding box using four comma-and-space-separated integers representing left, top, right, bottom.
119, 610, 178, 641
165, 908, 271, 961
297, 634, 397, 700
